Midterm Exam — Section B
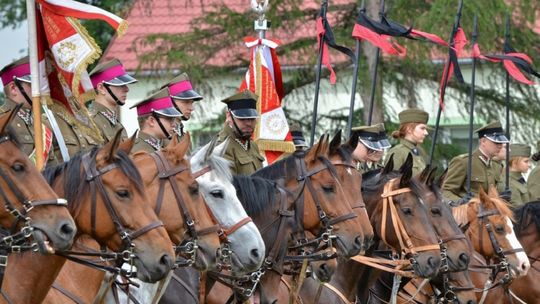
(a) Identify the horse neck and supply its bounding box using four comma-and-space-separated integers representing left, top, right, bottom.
518, 215, 540, 254
327, 258, 366, 300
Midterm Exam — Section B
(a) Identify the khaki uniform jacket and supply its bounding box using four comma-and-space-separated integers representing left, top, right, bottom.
504, 171, 529, 207
89, 102, 127, 142
217, 125, 265, 176
385, 139, 427, 177
0, 99, 35, 156
132, 131, 162, 154
442, 149, 503, 202
527, 165, 540, 201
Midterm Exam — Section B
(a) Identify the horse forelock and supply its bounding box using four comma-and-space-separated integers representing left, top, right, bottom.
479, 194, 514, 221
452, 204, 469, 227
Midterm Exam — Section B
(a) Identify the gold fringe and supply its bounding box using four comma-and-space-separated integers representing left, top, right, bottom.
256, 139, 296, 154
48, 102, 104, 144
116, 20, 128, 38
80, 90, 96, 103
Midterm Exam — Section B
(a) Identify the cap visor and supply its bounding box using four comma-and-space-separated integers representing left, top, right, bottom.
105, 74, 138, 86
293, 139, 308, 147
231, 109, 259, 119
379, 139, 391, 149
486, 134, 509, 144
16, 75, 32, 83
155, 107, 182, 118
171, 89, 203, 101
359, 138, 383, 151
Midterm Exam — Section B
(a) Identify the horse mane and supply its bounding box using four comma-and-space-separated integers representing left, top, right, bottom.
361, 169, 429, 202
42, 147, 143, 219
253, 153, 299, 181
452, 194, 515, 227
232, 175, 277, 218
513, 200, 540, 236
4, 126, 21, 148
190, 147, 232, 182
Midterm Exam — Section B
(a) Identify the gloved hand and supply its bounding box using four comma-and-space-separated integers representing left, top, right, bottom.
451, 193, 473, 206
499, 189, 512, 202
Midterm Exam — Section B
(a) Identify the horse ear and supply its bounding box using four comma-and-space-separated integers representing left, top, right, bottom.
426, 166, 438, 186
318, 134, 330, 157
203, 136, 219, 162
398, 153, 413, 188
176, 132, 191, 159
118, 130, 137, 155
305, 133, 328, 162
419, 165, 431, 183
488, 185, 499, 198
0, 103, 22, 135
478, 186, 488, 203
329, 130, 342, 154
436, 168, 448, 188
101, 128, 124, 162
382, 154, 394, 175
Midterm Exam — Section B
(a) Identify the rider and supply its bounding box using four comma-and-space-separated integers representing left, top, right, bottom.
290, 122, 308, 152
0, 56, 42, 157
502, 144, 531, 207
349, 123, 390, 172
88, 58, 137, 142
528, 141, 540, 201
442, 121, 509, 205
217, 90, 265, 175
130, 88, 183, 153
160, 72, 203, 139
385, 109, 429, 176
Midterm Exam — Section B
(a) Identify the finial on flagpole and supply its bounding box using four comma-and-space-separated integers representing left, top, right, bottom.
251, 0, 270, 36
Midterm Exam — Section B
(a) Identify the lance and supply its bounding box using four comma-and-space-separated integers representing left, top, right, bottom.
309, 0, 328, 146
345, 0, 365, 138
466, 14, 478, 195
504, 13, 511, 192
428, 0, 463, 166
366, 0, 386, 126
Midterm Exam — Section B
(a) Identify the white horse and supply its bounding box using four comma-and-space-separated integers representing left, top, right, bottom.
104, 139, 265, 303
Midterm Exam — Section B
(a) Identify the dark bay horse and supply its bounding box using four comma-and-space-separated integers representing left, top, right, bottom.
0, 107, 75, 254
1, 130, 174, 303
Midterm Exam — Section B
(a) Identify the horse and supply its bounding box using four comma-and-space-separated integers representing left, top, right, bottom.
1, 130, 175, 304
0, 107, 75, 256
299, 153, 443, 304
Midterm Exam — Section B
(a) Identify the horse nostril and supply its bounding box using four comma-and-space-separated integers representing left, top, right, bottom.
459, 252, 470, 266
354, 236, 363, 248
160, 254, 174, 269
251, 248, 260, 259
59, 221, 76, 238
467, 300, 476, 304
427, 256, 438, 269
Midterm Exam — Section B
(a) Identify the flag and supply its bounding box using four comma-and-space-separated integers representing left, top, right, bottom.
316, 3, 355, 84
473, 42, 540, 85
438, 26, 467, 109
239, 37, 295, 165
36, 0, 127, 106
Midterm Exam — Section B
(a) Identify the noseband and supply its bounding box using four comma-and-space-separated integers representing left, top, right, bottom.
0, 134, 67, 263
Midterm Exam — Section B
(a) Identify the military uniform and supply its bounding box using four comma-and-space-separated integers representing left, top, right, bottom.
0, 99, 35, 156
89, 102, 127, 142
386, 139, 427, 176
528, 141, 540, 201
350, 123, 390, 173
132, 131, 162, 154
500, 144, 531, 207
217, 125, 264, 175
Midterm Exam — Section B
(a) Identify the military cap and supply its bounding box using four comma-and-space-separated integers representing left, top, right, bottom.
351, 125, 384, 151
161, 73, 203, 101
289, 122, 308, 148
475, 121, 509, 143
509, 144, 531, 158
376, 123, 391, 149
0, 56, 31, 86
398, 109, 429, 124
221, 90, 259, 119
90, 58, 137, 87
130, 88, 182, 118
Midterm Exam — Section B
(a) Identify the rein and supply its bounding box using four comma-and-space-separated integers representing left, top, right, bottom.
0, 134, 68, 262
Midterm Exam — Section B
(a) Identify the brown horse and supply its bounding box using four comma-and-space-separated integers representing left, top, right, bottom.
1, 130, 174, 303
0, 107, 75, 255
42, 133, 222, 303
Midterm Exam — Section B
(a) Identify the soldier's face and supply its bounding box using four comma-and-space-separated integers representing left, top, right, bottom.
408, 123, 428, 144
480, 138, 503, 158
6, 81, 31, 107
174, 99, 194, 120
226, 111, 256, 139
107, 85, 129, 105
513, 157, 531, 173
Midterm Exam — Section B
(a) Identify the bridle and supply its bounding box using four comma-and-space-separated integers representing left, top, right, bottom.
57, 150, 164, 277
0, 133, 68, 263
150, 152, 221, 267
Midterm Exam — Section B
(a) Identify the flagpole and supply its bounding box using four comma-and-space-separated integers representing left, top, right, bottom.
366, 0, 385, 126
428, 0, 463, 166
27, 0, 44, 170
466, 14, 478, 195
310, 0, 328, 146
345, 0, 365, 138
504, 13, 511, 192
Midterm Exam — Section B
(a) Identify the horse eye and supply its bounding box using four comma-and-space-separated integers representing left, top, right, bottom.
322, 185, 335, 193
115, 189, 130, 199
495, 225, 505, 234
401, 207, 413, 216
11, 163, 25, 173
431, 207, 441, 216
189, 185, 199, 196
210, 190, 224, 199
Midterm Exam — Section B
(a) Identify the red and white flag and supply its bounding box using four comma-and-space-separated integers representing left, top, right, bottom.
239, 37, 295, 165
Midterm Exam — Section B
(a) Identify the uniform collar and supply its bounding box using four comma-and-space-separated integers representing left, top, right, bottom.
399, 138, 419, 155
510, 171, 525, 183
224, 124, 251, 149
93, 102, 119, 126
139, 131, 162, 151
476, 148, 492, 166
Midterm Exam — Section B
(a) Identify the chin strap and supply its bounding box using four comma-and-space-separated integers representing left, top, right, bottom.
229, 111, 251, 141
103, 83, 123, 106
152, 112, 171, 139
13, 78, 32, 106
172, 101, 188, 121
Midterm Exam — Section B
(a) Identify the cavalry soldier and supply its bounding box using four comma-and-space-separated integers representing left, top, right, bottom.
442, 121, 509, 205
350, 123, 390, 172
528, 141, 540, 201
385, 109, 429, 176
502, 144, 531, 207
0, 56, 40, 157
88, 58, 137, 142
130, 88, 182, 153
290, 122, 308, 152
217, 90, 265, 175
160, 72, 203, 139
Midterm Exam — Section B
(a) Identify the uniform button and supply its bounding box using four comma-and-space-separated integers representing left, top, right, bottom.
17, 124, 21, 127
